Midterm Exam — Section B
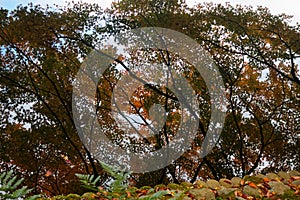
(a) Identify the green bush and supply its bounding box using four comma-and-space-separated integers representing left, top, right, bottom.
279, 190, 299, 200
76, 162, 182, 200
65, 194, 81, 200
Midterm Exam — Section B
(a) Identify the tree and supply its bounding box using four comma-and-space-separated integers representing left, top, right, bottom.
0, 3, 108, 195
106, 0, 300, 183
0, 0, 299, 196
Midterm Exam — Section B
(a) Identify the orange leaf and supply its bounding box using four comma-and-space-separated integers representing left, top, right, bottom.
137, 190, 148, 197
117, 55, 125, 61
249, 182, 258, 188
45, 170, 52, 177
263, 177, 270, 182
240, 180, 245, 185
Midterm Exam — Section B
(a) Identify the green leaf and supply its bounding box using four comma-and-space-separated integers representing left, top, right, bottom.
0, 170, 38, 199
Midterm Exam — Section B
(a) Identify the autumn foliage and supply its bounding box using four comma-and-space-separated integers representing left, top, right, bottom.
0, 0, 299, 196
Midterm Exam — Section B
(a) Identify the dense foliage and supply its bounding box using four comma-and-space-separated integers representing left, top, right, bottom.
0, 0, 299, 196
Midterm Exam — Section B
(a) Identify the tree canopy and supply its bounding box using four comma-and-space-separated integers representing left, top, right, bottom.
0, 0, 299, 196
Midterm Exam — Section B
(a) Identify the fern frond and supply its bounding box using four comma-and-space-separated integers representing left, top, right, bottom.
75, 173, 99, 192
0, 170, 41, 200
99, 162, 131, 193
